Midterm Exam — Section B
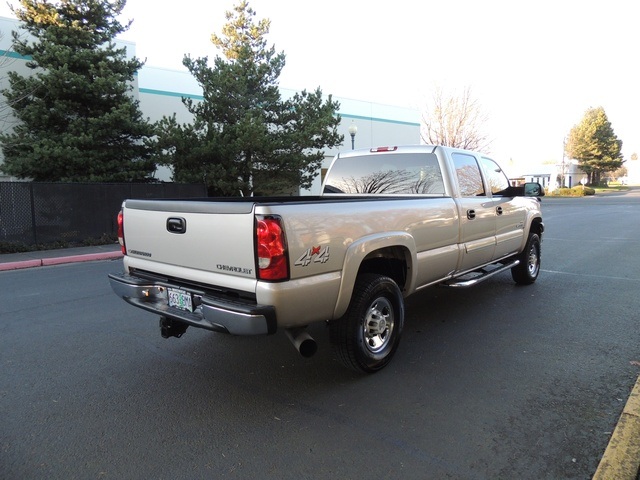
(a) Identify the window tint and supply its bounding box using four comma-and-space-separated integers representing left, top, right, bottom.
452, 153, 485, 197
480, 157, 510, 195
323, 153, 445, 195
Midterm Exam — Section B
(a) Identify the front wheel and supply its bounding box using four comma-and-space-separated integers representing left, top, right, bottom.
511, 233, 541, 285
330, 274, 404, 373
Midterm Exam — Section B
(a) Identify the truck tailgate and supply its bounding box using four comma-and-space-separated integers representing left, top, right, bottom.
122, 199, 257, 279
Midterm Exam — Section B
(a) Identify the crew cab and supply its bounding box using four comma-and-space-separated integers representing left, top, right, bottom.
109, 145, 544, 372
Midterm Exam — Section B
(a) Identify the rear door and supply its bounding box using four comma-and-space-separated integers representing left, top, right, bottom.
451, 152, 496, 272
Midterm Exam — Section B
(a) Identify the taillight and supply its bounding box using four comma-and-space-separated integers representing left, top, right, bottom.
370, 146, 398, 152
255, 215, 288, 281
117, 210, 126, 255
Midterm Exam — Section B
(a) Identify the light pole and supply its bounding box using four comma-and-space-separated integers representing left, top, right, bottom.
348, 121, 358, 150
561, 137, 566, 188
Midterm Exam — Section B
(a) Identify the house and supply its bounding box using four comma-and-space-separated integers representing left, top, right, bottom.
521, 159, 588, 190
624, 155, 640, 185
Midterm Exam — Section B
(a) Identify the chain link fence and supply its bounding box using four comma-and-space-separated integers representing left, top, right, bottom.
0, 182, 207, 247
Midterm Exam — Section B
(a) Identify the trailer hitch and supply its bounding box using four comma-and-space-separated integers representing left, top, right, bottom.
159, 316, 189, 338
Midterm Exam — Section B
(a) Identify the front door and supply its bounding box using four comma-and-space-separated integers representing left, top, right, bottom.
478, 157, 527, 260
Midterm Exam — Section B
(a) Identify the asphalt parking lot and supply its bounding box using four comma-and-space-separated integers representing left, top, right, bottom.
1, 191, 639, 479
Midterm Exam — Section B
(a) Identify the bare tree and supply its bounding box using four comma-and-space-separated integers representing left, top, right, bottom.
0, 30, 14, 130
0, 28, 28, 134
421, 85, 492, 153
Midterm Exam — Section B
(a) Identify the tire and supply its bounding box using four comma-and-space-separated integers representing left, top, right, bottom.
330, 274, 404, 373
511, 233, 541, 285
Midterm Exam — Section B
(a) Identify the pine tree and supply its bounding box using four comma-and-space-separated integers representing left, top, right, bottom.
565, 107, 623, 185
156, 0, 342, 196
0, 0, 155, 182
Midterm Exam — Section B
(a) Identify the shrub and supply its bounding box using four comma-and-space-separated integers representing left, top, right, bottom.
0, 242, 31, 254
571, 186, 595, 196
547, 186, 595, 197
549, 188, 575, 196
0, 234, 117, 254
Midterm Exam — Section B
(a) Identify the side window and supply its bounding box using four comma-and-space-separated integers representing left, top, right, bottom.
452, 153, 485, 197
480, 157, 511, 195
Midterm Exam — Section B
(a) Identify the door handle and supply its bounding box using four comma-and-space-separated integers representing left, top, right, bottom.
167, 217, 187, 234
467, 209, 476, 220
496, 206, 503, 215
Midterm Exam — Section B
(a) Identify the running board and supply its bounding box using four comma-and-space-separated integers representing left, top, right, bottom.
442, 260, 520, 288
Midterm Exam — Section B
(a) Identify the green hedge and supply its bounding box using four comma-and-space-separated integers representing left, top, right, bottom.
547, 186, 595, 196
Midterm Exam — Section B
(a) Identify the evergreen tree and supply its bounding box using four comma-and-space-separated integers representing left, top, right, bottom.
0, 0, 155, 182
565, 107, 623, 185
156, 1, 342, 196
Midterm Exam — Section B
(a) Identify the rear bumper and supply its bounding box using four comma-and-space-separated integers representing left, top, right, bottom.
108, 272, 277, 335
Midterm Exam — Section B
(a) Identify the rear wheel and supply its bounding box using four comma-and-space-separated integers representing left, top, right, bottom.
511, 233, 541, 285
330, 274, 404, 373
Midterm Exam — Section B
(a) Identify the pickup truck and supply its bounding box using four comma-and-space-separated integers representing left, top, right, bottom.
109, 145, 544, 373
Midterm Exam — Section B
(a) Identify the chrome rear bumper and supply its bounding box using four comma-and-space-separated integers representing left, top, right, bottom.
108, 272, 276, 335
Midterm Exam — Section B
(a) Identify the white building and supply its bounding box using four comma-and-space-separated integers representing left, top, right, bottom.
0, 16, 420, 193
521, 159, 590, 190
624, 156, 640, 185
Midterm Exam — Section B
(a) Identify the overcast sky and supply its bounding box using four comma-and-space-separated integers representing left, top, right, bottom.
1, 0, 637, 170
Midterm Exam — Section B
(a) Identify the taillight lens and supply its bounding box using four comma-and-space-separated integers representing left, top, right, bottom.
117, 210, 126, 255
370, 146, 398, 153
256, 215, 288, 281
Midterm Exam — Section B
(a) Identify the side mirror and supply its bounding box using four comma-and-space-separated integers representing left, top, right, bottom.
524, 182, 544, 197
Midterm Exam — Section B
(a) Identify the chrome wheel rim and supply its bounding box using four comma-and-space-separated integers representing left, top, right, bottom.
528, 243, 540, 276
363, 297, 394, 354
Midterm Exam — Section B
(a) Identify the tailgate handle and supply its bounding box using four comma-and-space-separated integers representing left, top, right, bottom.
167, 217, 186, 234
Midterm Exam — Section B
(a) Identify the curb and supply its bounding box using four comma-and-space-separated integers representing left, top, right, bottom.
0, 251, 123, 272
593, 375, 640, 479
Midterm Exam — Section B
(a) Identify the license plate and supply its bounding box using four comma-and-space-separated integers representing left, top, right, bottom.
167, 288, 193, 312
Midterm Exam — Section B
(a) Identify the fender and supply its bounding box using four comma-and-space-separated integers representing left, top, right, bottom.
332, 231, 418, 320
520, 209, 544, 250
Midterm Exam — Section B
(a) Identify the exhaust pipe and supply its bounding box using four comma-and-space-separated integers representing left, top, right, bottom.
285, 328, 317, 358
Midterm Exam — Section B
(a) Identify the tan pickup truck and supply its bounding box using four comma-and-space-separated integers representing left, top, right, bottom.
109, 145, 544, 372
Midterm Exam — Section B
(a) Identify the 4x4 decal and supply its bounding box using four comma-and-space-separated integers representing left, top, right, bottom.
294, 245, 330, 267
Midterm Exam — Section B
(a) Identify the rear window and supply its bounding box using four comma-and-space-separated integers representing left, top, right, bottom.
323, 153, 445, 195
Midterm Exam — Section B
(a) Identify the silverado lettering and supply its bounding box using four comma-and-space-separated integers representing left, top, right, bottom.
128, 249, 152, 257
216, 264, 253, 275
